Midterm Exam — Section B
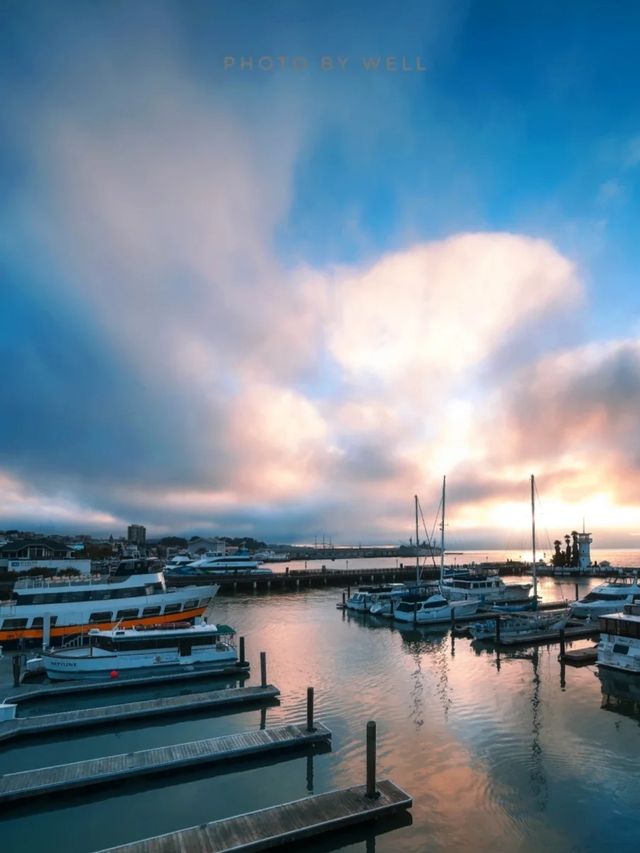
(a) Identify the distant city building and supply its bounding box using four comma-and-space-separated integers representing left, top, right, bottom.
127, 524, 146, 547
0, 539, 70, 561
187, 537, 227, 557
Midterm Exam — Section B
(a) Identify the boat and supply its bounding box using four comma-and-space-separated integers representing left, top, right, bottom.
597, 605, 640, 673
469, 475, 569, 640
469, 609, 569, 641
40, 621, 242, 681
392, 593, 479, 624
164, 553, 195, 570
253, 550, 291, 562
440, 573, 532, 605
389, 480, 480, 624
0, 558, 218, 647
570, 575, 640, 619
179, 552, 273, 575
346, 583, 412, 613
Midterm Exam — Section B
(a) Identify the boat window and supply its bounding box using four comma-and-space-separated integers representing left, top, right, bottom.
395, 603, 414, 612
199, 598, 211, 607
142, 606, 162, 617
30, 616, 58, 628
89, 611, 113, 623
422, 599, 445, 609
164, 603, 182, 614
116, 609, 140, 620
612, 643, 629, 655
183, 599, 199, 609
2, 618, 28, 630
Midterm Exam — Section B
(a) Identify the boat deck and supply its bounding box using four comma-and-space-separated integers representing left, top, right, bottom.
97, 779, 412, 853
0, 722, 331, 804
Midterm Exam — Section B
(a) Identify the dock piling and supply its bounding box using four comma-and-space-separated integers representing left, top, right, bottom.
575, 582, 579, 601
306, 686, 315, 732
342, 592, 346, 607
239, 636, 245, 665
495, 616, 501, 644
366, 720, 379, 799
260, 651, 267, 688
12, 655, 21, 687
559, 628, 566, 659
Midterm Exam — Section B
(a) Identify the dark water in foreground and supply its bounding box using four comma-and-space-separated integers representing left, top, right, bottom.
1, 576, 640, 853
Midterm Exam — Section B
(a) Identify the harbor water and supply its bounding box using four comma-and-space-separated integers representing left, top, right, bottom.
1, 567, 640, 852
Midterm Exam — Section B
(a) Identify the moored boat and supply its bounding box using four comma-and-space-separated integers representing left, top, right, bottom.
571, 576, 640, 619
393, 593, 479, 624
41, 621, 242, 681
597, 605, 640, 674
0, 558, 218, 647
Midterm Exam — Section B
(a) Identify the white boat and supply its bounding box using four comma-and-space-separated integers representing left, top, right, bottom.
41, 621, 240, 681
392, 593, 479, 624
440, 574, 532, 605
368, 583, 439, 616
253, 550, 291, 562
597, 605, 640, 674
0, 558, 218, 647
181, 552, 273, 575
571, 576, 640, 619
164, 554, 195, 570
346, 583, 409, 613
469, 609, 569, 641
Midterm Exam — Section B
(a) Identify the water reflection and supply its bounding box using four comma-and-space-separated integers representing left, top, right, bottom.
598, 667, 640, 723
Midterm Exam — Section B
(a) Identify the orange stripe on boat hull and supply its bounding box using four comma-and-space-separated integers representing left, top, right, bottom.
0, 606, 207, 644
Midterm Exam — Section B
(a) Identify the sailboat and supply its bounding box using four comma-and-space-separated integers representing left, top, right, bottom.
469, 475, 570, 641
390, 479, 480, 625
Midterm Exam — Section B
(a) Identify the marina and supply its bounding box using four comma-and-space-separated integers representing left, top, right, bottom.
1, 570, 640, 853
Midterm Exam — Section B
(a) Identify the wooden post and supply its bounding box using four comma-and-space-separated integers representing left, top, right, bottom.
366, 720, 378, 798
342, 592, 346, 607
260, 651, 267, 687
306, 686, 315, 732
575, 582, 579, 602
347, 585, 351, 599
239, 636, 245, 665
559, 628, 566, 660
495, 616, 501, 644
450, 605, 456, 630
12, 654, 21, 687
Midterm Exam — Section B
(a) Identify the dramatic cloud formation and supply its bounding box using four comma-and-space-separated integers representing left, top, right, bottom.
2, 2, 640, 545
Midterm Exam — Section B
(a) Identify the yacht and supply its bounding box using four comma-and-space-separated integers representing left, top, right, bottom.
176, 552, 273, 575
0, 559, 218, 647
440, 574, 532, 605
571, 576, 640, 619
164, 554, 195, 570
597, 605, 640, 674
346, 583, 409, 613
41, 621, 241, 681
392, 592, 479, 625
368, 583, 439, 616
253, 550, 291, 562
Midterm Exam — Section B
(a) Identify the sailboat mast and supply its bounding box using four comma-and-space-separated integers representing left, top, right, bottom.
414, 494, 420, 585
440, 476, 446, 585
531, 473, 538, 606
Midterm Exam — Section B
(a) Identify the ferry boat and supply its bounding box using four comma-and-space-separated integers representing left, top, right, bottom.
41, 621, 241, 681
0, 559, 218, 647
597, 605, 640, 674
571, 576, 640, 619
178, 552, 273, 575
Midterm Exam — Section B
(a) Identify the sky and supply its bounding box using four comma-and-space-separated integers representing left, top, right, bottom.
1, 0, 640, 547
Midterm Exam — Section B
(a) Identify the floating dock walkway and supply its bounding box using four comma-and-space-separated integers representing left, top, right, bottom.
97, 779, 412, 853
560, 645, 598, 665
0, 684, 280, 743
0, 722, 331, 804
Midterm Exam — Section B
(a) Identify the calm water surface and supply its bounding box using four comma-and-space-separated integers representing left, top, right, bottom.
1, 573, 639, 853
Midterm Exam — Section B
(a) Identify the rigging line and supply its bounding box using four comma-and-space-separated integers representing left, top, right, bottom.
533, 479, 554, 553
419, 493, 442, 572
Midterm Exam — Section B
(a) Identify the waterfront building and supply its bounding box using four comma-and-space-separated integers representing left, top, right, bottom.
127, 524, 146, 548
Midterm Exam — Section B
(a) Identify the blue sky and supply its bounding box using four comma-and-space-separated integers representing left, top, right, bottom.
1, 0, 640, 545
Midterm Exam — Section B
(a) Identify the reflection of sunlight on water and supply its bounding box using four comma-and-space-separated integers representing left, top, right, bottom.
4, 583, 640, 853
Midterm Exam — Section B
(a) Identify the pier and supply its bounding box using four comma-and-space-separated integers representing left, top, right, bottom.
97, 780, 412, 853
0, 684, 280, 743
0, 722, 332, 804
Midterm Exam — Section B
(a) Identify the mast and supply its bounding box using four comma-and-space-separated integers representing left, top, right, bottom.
414, 494, 420, 585
440, 476, 446, 586
531, 473, 538, 608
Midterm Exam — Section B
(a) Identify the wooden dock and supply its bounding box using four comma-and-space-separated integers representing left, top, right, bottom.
0, 685, 280, 743
560, 645, 598, 665
6, 665, 250, 705
97, 779, 412, 853
0, 722, 331, 804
